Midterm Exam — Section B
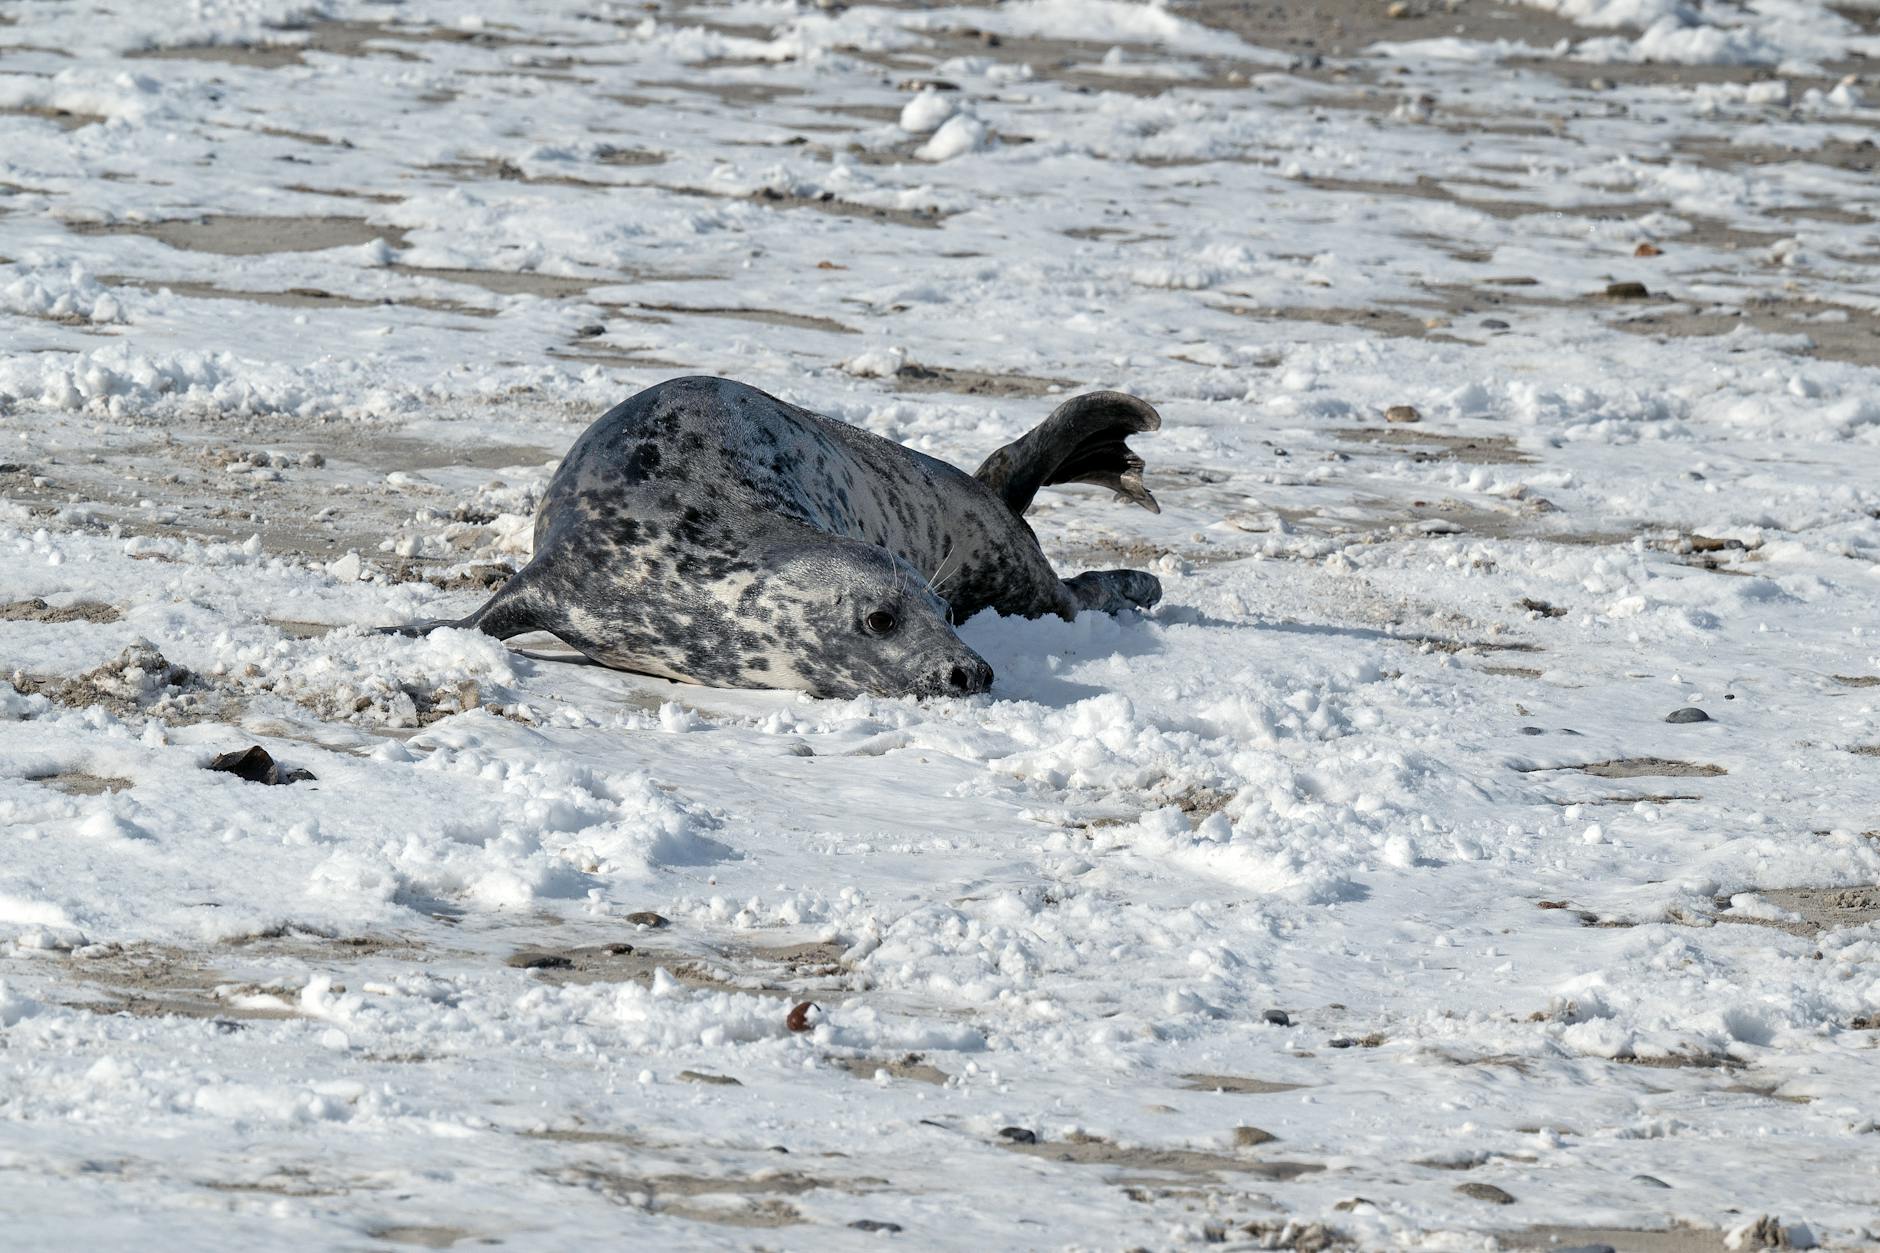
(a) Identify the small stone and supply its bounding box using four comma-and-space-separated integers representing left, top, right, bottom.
1517, 597, 1566, 618
207, 745, 314, 786
625, 911, 669, 928
676, 1070, 742, 1086
1555, 1246, 1616, 1253
1665, 707, 1711, 724
1387, 0, 1412, 16
1519, 726, 1546, 736
573, 323, 605, 338
1328, 1036, 1357, 1049
998, 1126, 1038, 1144
786, 1001, 818, 1033
1634, 242, 1662, 257
1632, 1173, 1671, 1187
1455, 1182, 1516, 1205
1385, 405, 1420, 424
978, 29, 1001, 45
1481, 317, 1510, 330
1536, 900, 1571, 909
850, 1220, 903, 1233
1604, 281, 1650, 299
1262, 1009, 1290, 1026
1234, 1126, 1278, 1147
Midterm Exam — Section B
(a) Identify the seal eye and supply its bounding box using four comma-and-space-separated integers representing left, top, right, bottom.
864, 609, 898, 635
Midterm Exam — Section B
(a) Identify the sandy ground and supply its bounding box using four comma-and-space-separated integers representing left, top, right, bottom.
4, 0, 1880, 1250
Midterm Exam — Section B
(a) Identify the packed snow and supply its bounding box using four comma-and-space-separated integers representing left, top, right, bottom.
3, 0, 1879, 1248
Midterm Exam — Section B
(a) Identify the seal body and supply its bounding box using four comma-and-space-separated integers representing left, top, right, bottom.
409, 376, 1162, 698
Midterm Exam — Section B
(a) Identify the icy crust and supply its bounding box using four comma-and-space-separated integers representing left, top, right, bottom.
4, 0, 1880, 1247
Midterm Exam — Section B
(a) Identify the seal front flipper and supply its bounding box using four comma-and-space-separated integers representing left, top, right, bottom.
973, 391, 1161, 516
1064, 568, 1161, 615
379, 569, 547, 640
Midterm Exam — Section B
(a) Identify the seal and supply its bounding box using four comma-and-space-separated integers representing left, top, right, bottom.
399, 375, 1163, 698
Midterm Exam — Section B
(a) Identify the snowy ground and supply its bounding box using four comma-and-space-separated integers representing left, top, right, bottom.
4, 0, 1880, 1248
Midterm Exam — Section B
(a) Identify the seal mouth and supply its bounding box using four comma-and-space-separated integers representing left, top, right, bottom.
910, 657, 994, 699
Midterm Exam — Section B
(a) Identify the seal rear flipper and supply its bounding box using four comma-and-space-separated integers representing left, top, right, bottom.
973, 391, 1161, 517
378, 571, 545, 641
1064, 568, 1161, 615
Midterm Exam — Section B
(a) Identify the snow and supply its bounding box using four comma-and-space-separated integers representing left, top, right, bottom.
4, 0, 1880, 1248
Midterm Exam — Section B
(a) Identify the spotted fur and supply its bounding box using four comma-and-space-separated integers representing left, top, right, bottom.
402, 376, 1161, 698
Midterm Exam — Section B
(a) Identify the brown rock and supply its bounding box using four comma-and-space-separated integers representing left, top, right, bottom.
1385, 405, 1421, 424
1604, 281, 1650, 299
786, 1001, 818, 1033
1455, 1182, 1516, 1204
1234, 1126, 1278, 1147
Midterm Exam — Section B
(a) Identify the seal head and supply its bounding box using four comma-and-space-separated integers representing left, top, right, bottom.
749, 540, 994, 699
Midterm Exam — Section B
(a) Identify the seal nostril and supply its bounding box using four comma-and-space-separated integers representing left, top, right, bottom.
948, 665, 970, 691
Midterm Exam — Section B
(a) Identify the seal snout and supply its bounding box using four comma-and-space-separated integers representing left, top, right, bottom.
924, 657, 994, 697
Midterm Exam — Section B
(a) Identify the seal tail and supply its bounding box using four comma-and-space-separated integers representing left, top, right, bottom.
973, 391, 1161, 517
380, 569, 547, 641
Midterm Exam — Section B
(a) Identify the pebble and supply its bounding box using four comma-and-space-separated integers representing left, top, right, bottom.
998, 1126, 1038, 1144
1454, 1182, 1516, 1205
1519, 726, 1546, 736
1634, 242, 1662, 257
1328, 1036, 1356, 1049
1632, 1174, 1671, 1188
1263, 1008, 1291, 1026
1481, 317, 1510, 330
1234, 1126, 1278, 1147
1385, 405, 1421, 424
850, 1220, 904, 1233
1665, 707, 1711, 723
1604, 280, 1651, 299
625, 911, 670, 927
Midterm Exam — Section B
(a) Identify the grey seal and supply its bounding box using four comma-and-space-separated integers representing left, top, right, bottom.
398, 375, 1162, 698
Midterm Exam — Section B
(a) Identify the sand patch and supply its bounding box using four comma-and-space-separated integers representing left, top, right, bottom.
71, 214, 408, 256
1002, 1132, 1322, 1181
1, 597, 120, 623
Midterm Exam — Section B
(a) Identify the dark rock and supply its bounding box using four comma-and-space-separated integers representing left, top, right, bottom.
574, 323, 605, 338
676, 1070, 741, 1086
850, 1220, 903, 1233
1520, 726, 1546, 735
1481, 318, 1510, 330
625, 911, 669, 928
1454, 1182, 1516, 1204
1604, 281, 1650, 299
1517, 597, 1566, 618
1632, 1174, 1671, 1187
207, 745, 314, 786
1665, 707, 1711, 723
1234, 1126, 1278, 1147
1262, 1009, 1290, 1026
998, 1126, 1037, 1144
1328, 1037, 1356, 1049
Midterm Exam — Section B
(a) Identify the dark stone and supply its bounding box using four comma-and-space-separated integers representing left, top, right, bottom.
998, 1126, 1037, 1144
1481, 318, 1510, 329
207, 745, 314, 786
1328, 1036, 1356, 1049
1262, 1009, 1290, 1026
1665, 707, 1711, 723
850, 1220, 903, 1233
625, 911, 670, 927
1519, 726, 1546, 735
1454, 1182, 1516, 1204
1604, 281, 1651, 299
1632, 1174, 1671, 1188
